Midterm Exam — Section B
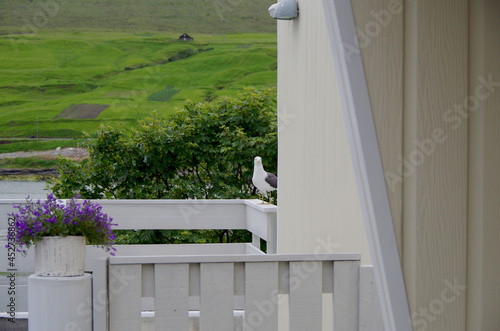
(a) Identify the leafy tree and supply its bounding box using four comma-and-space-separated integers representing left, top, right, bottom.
50, 88, 277, 244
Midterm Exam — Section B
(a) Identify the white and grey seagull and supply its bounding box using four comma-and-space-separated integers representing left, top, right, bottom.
252, 156, 277, 204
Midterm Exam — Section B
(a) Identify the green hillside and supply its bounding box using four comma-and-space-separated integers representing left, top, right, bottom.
0, 0, 276, 34
0, 0, 278, 139
0, 31, 277, 138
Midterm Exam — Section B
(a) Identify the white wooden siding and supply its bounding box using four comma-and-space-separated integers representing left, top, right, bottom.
277, 0, 371, 263
402, 1, 469, 330
349, 0, 404, 254
278, 0, 500, 330
467, 1, 500, 330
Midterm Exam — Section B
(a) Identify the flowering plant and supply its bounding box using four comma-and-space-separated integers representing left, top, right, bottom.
7, 194, 116, 255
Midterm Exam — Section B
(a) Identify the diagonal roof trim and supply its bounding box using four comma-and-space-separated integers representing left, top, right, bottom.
322, 1, 413, 330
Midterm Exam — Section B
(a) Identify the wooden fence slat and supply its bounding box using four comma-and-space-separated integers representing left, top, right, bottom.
200, 263, 235, 331
96, 255, 362, 330
289, 261, 323, 331
93, 258, 109, 330
109, 264, 142, 331
333, 260, 360, 331
154, 263, 190, 331
359, 265, 384, 331
244, 262, 279, 330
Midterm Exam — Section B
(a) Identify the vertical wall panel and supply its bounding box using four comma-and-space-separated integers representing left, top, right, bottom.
403, 1, 468, 330
467, 1, 500, 330
350, 0, 404, 253
278, 0, 371, 263
278, 1, 499, 330
477, 0, 500, 325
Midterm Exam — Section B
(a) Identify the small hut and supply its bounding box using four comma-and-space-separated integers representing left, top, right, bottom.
178, 33, 193, 41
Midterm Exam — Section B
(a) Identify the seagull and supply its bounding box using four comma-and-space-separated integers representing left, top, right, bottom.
252, 156, 277, 204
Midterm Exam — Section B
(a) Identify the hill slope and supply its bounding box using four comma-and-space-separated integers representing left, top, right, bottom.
0, 1, 277, 139
0, 0, 276, 34
0, 31, 277, 138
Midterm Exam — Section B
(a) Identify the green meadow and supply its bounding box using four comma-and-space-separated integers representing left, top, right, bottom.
0, 30, 277, 139
0, 0, 276, 35
0, 0, 278, 165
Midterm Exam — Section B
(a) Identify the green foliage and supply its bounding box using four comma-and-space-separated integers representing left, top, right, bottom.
50, 87, 277, 199
114, 229, 252, 245
49, 88, 277, 244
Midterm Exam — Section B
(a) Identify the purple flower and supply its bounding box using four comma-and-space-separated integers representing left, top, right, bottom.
8, 195, 116, 256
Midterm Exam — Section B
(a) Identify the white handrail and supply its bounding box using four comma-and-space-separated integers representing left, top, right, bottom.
0, 199, 277, 273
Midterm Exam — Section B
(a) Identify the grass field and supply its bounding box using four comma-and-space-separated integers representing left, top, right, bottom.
0, 0, 277, 163
0, 31, 277, 138
0, 0, 276, 35
0, 139, 81, 153
0, 157, 59, 169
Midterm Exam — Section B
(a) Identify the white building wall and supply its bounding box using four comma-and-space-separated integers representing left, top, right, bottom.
277, 0, 371, 264
278, 1, 500, 330
467, 0, 500, 330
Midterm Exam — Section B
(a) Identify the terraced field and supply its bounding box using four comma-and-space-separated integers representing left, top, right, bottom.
0, 31, 277, 138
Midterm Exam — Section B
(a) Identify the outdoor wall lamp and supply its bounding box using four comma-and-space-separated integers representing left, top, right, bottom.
268, 0, 298, 20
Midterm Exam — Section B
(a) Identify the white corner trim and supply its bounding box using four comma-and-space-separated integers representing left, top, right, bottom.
322, 1, 413, 330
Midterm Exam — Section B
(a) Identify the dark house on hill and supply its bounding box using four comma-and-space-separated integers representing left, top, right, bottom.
179, 33, 193, 41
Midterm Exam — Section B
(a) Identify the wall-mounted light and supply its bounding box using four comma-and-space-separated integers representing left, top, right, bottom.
268, 0, 298, 20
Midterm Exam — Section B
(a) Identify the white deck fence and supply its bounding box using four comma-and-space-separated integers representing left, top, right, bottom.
94, 253, 364, 331
0, 199, 277, 315
1, 199, 383, 330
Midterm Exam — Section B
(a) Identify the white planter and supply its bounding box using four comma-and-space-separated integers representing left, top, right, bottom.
34, 236, 86, 277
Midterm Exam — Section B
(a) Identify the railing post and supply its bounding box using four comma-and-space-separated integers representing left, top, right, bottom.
266, 211, 277, 254
252, 233, 261, 250
93, 257, 109, 330
245, 199, 278, 253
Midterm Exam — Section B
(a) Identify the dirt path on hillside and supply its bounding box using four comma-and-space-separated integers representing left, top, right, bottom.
0, 148, 89, 176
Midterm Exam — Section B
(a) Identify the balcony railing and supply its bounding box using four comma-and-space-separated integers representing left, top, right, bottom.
0, 199, 384, 331
96, 253, 363, 330
0, 199, 277, 316
0, 199, 277, 270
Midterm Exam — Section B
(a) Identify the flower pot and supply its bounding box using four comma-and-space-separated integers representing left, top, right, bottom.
34, 236, 86, 277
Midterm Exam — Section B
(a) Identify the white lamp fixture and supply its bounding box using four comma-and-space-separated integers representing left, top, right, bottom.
268, 0, 298, 20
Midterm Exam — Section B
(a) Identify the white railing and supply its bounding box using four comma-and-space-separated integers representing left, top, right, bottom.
0, 199, 385, 330
0, 199, 277, 315
94, 253, 364, 331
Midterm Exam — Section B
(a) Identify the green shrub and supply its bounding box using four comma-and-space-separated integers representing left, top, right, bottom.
50, 88, 277, 245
